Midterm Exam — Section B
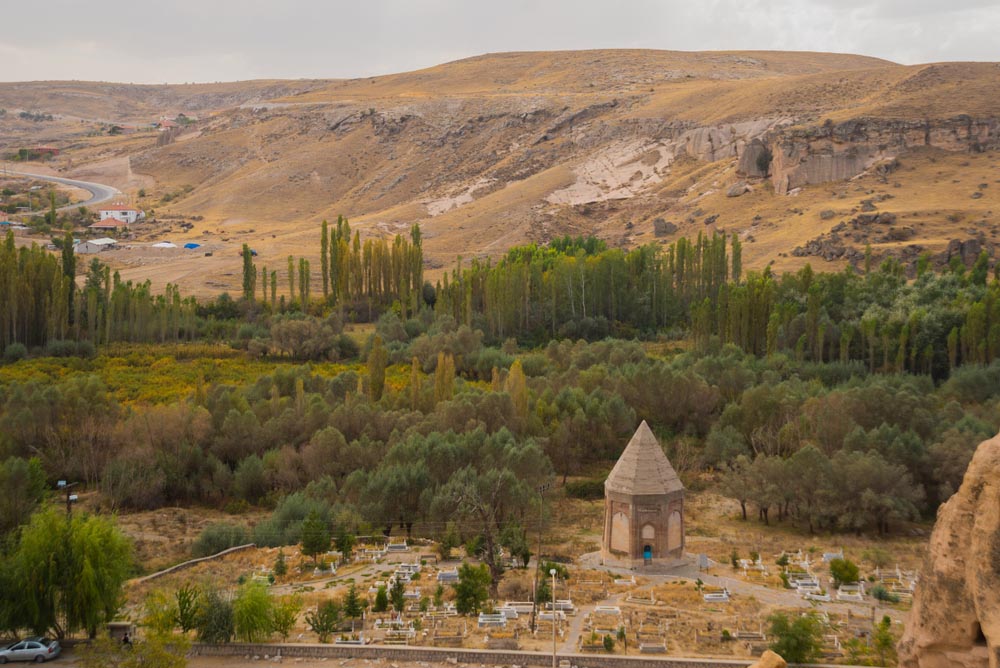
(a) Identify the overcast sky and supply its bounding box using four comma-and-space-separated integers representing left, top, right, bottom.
0, 0, 996, 83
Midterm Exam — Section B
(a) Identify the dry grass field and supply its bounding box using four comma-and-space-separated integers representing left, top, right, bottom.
2, 50, 998, 295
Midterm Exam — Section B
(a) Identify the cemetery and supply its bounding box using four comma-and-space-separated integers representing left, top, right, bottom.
113, 423, 919, 663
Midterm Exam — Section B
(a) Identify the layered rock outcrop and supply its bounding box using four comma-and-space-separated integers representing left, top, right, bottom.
738, 116, 1000, 194
758, 117, 1000, 194
898, 431, 1000, 668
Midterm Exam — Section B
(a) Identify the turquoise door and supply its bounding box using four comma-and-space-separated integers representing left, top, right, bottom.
643, 545, 652, 561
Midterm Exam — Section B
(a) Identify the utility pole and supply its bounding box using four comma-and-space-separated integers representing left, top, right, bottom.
550, 567, 558, 668
530, 480, 551, 633
57, 480, 78, 517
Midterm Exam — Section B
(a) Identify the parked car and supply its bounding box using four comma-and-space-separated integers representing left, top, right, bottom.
0, 637, 60, 663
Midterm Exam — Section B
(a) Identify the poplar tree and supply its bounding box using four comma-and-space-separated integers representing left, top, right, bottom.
320, 219, 330, 299
367, 335, 387, 402
241, 244, 255, 301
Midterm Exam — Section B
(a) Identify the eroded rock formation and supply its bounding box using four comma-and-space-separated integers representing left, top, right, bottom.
761, 117, 1000, 194
898, 431, 1000, 668
748, 650, 787, 668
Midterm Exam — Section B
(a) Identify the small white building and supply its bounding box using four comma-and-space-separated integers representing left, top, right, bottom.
98, 204, 144, 225
76, 238, 118, 254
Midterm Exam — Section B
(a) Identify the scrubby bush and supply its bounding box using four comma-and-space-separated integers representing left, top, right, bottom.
2, 343, 27, 362
871, 584, 900, 603
193, 523, 250, 558
564, 479, 605, 500
195, 590, 234, 643
253, 492, 331, 547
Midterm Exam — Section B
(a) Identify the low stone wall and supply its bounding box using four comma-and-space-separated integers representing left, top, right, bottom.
132, 544, 256, 584
193, 643, 746, 667
190, 643, 862, 668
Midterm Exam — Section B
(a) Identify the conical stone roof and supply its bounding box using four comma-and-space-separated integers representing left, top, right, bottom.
605, 420, 684, 496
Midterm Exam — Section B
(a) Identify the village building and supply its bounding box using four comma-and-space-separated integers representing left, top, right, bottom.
601, 420, 685, 569
30, 146, 60, 157
89, 218, 131, 234
76, 238, 118, 254
97, 204, 144, 226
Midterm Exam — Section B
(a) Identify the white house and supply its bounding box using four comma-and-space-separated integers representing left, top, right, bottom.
76, 238, 118, 254
98, 204, 144, 225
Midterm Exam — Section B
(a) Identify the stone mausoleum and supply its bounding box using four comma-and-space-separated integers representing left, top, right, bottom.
601, 420, 685, 569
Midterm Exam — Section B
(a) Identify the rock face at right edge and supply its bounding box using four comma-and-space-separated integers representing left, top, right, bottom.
898, 431, 1000, 668
748, 649, 786, 668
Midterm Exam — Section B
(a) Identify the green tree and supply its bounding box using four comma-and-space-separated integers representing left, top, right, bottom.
142, 590, 178, 636
534, 576, 550, 604
195, 590, 234, 644
453, 563, 490, 614
873, 615, 897, 666
829, 557, 860, 587
431, 433, 549, 595
62, 231, 76, 322
233, 582, 274, 642
273, 550, 288, 577
433, 584, 444, 608
335, 527, 355, 561
241, 244, 256, 302
7, 509, 131, 638
343, 583, 363, 620
505, 359, 528, 421
0, 456, 46, 536
304, 600, 340, 643
174, 584, 201, 633
300, 510, 330, 564
390, 578, 407, 614
320, 219, 330, 299
271, 595, 302, 641
499, 522, 531, 568
768, 611, 823, 664
373, 586, 389, 613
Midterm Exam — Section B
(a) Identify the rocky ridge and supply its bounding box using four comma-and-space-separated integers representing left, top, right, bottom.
898, 431, 1000, 668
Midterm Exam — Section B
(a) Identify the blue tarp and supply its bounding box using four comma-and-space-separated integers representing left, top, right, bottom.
183, 243, 201, 249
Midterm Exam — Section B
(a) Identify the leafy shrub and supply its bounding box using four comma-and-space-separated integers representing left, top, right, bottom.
44, 339, 95, 357
195, 590, 234, 643
233, 582, 274, 642
2, 343, 27, 363
830, 558, 860, 587
871, 584, 900, 603
564, 479, 605, 500
253, 492, 331, 547
768, 611, 822, 663
193, 523, 250, 558
233, 455, 267, 504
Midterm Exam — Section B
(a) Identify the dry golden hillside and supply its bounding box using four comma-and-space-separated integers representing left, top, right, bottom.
1, 49, 998, 296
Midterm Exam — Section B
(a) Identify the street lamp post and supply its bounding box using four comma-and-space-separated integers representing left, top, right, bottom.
550, 567, 557, 668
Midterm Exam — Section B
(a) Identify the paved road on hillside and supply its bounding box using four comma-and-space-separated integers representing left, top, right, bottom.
2, 167, 121, 211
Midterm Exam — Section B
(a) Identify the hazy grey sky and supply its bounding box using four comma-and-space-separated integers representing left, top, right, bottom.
0, 0, 996, 83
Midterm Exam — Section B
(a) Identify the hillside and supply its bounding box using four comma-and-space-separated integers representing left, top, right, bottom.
1, 49, 998, 296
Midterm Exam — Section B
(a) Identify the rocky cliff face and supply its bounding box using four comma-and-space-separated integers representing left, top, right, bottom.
898, 431, 1000, 668
753, 117, 1000, 194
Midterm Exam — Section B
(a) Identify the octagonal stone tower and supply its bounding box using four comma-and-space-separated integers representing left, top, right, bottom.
601, 420, 685, 569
